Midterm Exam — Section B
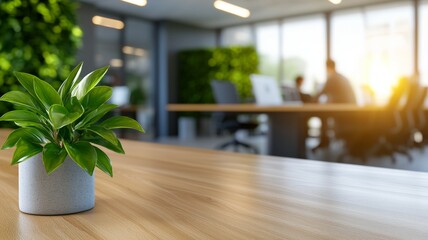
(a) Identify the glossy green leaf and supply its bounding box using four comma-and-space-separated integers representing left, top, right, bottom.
100, 116, 144, 132
65, 97, 85, 117
2, 128, 46, 150
71, 66, 109, 100
59, 62, 83, 101
75, 104, 117, 129
83, 136, 125, 154
14, 72, 37, 98
42, 143, 67, 174
11, 140, 43, 165
0, 91, 39, 112
80, 86, 112, 110
94, 146, 113, 177
48, 102, 83, 129
33, 78, 62, 110
85, 126, 120, 147
0, 110, 41, 124
64, 141, 97, 175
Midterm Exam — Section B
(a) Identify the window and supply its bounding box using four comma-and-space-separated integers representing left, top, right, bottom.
255, 22, 280, 79
331, 3, 414, 104
419, 0, 428, 85
281, 15, 326, 94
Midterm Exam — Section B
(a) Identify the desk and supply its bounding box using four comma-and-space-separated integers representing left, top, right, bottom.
1, 129, 428, 239
168, 104, 381, 158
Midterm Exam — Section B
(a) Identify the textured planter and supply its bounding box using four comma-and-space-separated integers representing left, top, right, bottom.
19, 154, 94, 215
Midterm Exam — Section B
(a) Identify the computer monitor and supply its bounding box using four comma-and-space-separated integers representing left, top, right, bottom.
250, 74, 283, 105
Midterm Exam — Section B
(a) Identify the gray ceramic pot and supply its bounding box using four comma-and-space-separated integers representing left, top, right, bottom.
19, 154, 95, 215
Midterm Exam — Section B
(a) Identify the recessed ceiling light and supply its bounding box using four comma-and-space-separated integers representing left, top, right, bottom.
92, 16, 124, 29
122, 46, 146, 57
110, 59, 123, 68
213, 0, 250, 18
329, 0, 342, 4
121, 0, 147, 7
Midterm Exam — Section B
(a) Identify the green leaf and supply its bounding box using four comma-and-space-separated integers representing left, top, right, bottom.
83, 135, 125, 154
85, 126, 120, 147
66, 96, 85, 116
59, 62, 83, 101
48, 102, 83, 129
64, 141, 97, 176
94, 147, 113, 177
100, 116, 144, 132
42, 143, 67, 174
12, 140, 43, 165
0, 91, 39, 113
71, 66, 109, 100
0, 110, 41, 124
2, 128, 46, 150
33, 77, 62, 110
80, 86, 112, 110
75, 104, 117, 129
14, 72, 38, 98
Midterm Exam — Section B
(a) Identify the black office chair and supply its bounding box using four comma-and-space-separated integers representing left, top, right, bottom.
210, 80, 259, 153
336, 82, 410, 163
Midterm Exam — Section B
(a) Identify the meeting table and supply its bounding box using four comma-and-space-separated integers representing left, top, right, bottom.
168, 103, 382, 158
0, 129, 428, 239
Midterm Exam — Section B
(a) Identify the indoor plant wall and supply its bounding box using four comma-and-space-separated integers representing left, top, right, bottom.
0, 63, 144, 215
177, 46, 259, 136
178, 46, 259, 104
0, 0, 82, 127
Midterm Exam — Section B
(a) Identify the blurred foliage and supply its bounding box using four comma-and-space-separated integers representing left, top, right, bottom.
126, 72, 147, 105
0, 0, 82, 127
178, 46, 259, 104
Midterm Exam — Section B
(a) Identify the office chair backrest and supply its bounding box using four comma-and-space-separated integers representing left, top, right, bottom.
211, 80, 240, 104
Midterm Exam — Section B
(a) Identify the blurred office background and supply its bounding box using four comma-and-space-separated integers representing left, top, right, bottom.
2, 0, 428, 171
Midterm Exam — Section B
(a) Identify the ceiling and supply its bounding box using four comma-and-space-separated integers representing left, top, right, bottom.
80, 0, 401, 28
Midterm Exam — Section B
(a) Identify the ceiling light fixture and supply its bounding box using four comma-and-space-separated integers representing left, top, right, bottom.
122, 46, 146, 57
110, 59, 123, 68
92, 16, 124, 29
121, 0, 147, 7
329, 0, 342, 4
213, 0, 250, 18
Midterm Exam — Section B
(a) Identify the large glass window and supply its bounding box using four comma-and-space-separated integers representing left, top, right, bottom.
419, 0, 428, 85
281, 15, 326, 94
255, 22, 280, 79
332, 2, 414, 104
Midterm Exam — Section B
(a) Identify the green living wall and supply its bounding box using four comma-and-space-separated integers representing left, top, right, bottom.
178, 46, 259, 104
0, 0, 82, 125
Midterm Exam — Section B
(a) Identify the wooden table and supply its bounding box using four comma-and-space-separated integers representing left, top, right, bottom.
168, 103, 382, 158
1, 129, 428, 239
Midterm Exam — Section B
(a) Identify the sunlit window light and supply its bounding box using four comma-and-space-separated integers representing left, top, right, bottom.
92, 16, 124, 29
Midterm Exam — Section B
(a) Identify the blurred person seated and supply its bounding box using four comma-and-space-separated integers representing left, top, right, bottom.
294, 75, 314, 103
312, 59, 357, 152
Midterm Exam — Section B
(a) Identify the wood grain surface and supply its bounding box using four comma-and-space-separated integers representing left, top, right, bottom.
168, 103, 383, 112
0, 129, 428, 239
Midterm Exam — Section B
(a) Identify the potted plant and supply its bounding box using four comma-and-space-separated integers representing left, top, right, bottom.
0, 63, 144, 215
